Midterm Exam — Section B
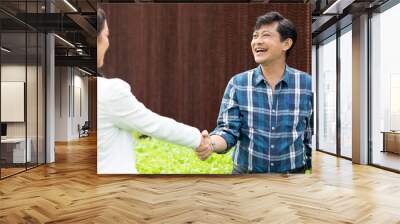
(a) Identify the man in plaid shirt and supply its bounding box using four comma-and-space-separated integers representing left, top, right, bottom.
196, 11, 313, 174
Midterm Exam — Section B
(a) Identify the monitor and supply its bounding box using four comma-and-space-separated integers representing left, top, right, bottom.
1, 123, 7, 137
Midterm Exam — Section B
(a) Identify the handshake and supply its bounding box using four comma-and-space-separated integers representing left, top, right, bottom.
195, 130, 214, 160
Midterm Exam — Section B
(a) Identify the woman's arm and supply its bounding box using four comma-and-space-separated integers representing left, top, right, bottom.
107, 80, 202, 148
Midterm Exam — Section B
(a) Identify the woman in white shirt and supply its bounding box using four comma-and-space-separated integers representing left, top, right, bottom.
96, 8, 210, 174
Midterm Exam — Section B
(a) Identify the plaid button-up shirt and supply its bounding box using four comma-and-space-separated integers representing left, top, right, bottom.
211, 65, 313, 173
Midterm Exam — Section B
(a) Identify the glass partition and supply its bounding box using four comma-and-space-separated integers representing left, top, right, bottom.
0, 1, 46, 179
317, 35, 337, 155
371, 3, 400, 171
1, 30, 28, 177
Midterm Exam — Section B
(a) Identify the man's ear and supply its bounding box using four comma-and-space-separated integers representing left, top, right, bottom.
283, 38, 293, 51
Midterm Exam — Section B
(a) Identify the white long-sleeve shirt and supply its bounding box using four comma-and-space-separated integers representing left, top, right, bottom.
97, 77, 201, 174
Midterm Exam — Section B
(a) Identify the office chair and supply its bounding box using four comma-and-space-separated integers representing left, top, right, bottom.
79, 121, 90, 138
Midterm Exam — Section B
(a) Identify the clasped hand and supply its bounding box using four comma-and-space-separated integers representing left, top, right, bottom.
195, 130, 213, 160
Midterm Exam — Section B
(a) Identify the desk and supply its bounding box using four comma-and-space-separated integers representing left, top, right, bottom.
1, 138, 31, 163
382, 131, 400, 155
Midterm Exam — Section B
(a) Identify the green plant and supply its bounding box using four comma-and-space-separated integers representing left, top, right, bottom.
134, 134, 233, 174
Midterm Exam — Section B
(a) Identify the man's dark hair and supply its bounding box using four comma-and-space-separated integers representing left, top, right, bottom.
254, 11, 297, 57
97, 8, 106, 36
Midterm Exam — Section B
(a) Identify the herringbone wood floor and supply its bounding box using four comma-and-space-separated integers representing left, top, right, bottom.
1, 135, 400, 224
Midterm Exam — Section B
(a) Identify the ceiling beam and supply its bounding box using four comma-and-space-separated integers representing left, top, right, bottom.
67, 13, 97, 39
55, 55, 96, 70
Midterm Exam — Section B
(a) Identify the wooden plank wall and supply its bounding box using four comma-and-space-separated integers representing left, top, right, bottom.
100, 3, 311, 131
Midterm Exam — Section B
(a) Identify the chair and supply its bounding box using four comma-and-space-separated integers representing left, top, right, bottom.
79, 121, 90, 138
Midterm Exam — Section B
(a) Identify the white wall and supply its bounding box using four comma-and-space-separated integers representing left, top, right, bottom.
1, 64, 46, 164
1, 65, 26, 139
1, 65, 40, 138
55, 66, 69, 141
72, 73, 89, 137
55, 67, 89, 141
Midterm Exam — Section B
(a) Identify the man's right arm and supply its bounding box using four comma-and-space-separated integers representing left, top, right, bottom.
209, 78, 242, 153
196, 78, 241, 160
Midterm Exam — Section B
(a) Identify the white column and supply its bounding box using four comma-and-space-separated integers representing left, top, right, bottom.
46, 1, 55, 163
352, 14, 369, 164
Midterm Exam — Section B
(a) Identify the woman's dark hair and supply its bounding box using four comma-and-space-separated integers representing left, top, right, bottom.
254, 11, 297, 58
97, 8, 106, 36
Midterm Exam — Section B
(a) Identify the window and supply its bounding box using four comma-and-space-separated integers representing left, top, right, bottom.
339, 27, 352, 158
317, 35, 337, 154
370, 2, 400, 171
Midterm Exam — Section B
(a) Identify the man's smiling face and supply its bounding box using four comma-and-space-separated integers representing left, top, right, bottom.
251, 22, 290, 66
